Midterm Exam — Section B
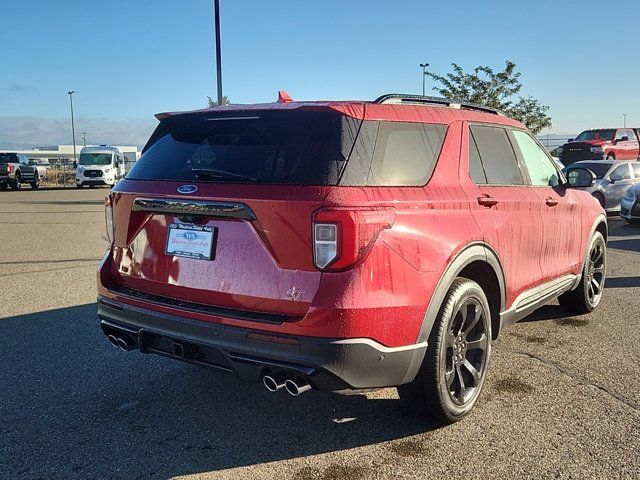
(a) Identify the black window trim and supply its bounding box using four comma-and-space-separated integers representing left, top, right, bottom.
467, 122, 529, 187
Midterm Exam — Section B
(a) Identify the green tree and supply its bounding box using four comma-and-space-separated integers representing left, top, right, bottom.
426, 61, 551, 134
207, 95, 231, 107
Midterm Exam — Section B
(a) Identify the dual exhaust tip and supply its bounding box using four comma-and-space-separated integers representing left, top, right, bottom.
107, 334, 134, 352
263, 372, 311, 396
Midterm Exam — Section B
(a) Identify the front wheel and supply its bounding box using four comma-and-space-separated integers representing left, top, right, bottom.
558, 231, 606, 313
398, 278, 492, 424
30, 176, 40, 189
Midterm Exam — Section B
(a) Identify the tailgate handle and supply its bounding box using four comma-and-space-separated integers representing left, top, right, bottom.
545, 197, 559, 207
477, 195, 498, 207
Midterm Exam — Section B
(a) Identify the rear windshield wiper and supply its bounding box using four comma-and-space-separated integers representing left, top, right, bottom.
192, 168, 258, 182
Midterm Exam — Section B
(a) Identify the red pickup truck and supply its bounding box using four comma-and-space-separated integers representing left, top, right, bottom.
558, 128, 640, 165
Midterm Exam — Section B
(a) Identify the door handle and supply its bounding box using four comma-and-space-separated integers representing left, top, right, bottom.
477, 195, 498, 207
545, 197, 558, 207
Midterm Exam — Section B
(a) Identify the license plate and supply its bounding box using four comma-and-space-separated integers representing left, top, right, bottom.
165, 223, 215, 260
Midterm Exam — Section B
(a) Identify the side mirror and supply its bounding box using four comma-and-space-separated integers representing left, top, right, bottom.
567, 138, 574, 142
621, 136, 630, 142
567, 168, 596, 188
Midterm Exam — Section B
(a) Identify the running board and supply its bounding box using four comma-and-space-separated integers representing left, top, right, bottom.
499, 274, 578, 329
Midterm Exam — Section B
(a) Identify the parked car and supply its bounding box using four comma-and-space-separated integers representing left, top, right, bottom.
97, 93, 607, 423
0, 152, 40, 190
75, 146, 125, 188
558, 128, 640, 165
562, 160, 640, 212
28, 158, 50, 179
620, 183, 640, 224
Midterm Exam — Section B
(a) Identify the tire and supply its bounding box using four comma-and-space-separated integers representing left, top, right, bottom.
10, 173, 21, 190
606, 154, 615, 160
398, 278, 492, 424
76, 184, 83, 189
0, 183, 7, 191
558, 231, 606, 314
30, 176, 40, 189
592, 192, 605, 209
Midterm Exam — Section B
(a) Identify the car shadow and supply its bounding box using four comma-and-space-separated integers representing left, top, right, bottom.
0, 304, 437, 479
604, 276, 640, 288
607, 238, 640, 254
517, 304, 569, 323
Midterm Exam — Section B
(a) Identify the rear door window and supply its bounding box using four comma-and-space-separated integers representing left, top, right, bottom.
469, 125, 524, 185
366, 122, 446, 186
512, 130, 560, 186
632, 163, 640, 178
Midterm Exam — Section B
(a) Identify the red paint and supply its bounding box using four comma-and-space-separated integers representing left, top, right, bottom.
98, 100, 603, 348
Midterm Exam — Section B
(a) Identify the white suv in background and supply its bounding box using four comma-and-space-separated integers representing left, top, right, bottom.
76, 146, 125, 188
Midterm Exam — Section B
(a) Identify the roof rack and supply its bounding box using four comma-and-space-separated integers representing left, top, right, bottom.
373, 94, 503, 115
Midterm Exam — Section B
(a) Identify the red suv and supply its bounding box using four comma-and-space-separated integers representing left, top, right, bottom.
98, 93, 607, 423
559, 128, 640, 165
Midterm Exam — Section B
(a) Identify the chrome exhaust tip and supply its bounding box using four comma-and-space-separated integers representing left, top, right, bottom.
115, 336, 134, 352
285, 378, 311, 396
106, 334, 119, 349
263, 372, 288, 392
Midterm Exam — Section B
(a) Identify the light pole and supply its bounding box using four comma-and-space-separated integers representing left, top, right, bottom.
68, 90, 77, 162
623, 113, 627, 128
419, 62, 430, 96
214, 0, 223, 106
82, 131, 87, 147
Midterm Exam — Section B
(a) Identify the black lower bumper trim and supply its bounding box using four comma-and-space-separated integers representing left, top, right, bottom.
97, 296, 426, 391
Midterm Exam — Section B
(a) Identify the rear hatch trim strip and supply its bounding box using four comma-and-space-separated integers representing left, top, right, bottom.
132, 197, 257, 220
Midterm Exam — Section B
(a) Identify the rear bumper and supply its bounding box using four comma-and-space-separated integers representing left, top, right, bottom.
97, 296, 426, 391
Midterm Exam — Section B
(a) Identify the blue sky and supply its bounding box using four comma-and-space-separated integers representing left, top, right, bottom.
1, 0, 638, 146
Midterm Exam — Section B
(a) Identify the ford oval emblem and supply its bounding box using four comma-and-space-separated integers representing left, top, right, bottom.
177, 185, 198, 194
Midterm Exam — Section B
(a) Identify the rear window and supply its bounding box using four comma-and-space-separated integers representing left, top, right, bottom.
564, 162, 611, 179
128, 111, 352, 185
0, 153, 18, 163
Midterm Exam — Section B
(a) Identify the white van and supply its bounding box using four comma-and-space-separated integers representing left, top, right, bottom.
75, 146, 125, 188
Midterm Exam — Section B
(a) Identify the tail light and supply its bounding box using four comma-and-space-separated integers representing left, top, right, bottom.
6, 164, 13, 174
105, 196, 115, 245
312, 208, 395, 271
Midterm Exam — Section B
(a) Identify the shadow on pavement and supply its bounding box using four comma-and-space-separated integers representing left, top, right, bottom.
605, 276, 640, 288
0, 304, 436, 479
607, 238, 640, 254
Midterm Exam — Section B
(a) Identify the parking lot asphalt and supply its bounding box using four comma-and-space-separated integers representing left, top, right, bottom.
0, 188, 638, 480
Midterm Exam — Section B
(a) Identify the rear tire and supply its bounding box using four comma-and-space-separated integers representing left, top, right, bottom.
10, 173, 21, 190
30, 176, 39, 189
398, 278, 492, 424
0, 183, 7, 191
559, 231, 606, 314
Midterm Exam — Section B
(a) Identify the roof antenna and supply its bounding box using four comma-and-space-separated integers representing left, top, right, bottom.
277, 91, 293, 103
